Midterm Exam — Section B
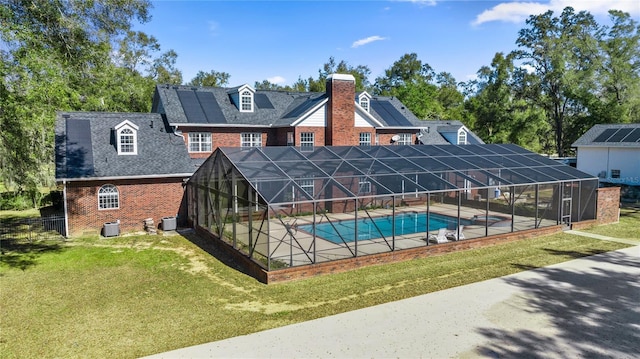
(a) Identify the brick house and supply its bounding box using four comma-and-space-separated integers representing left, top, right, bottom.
55, 112, 194, 236
55, 74, 482, 236
151, 74, 482, 162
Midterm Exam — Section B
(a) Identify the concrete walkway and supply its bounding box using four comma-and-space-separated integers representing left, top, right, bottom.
144, 244, 640, 359
566, 229, 640, 245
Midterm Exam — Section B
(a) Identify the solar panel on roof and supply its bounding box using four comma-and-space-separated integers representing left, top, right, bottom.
177, 90, 207, 123
370, 101, 413, 126
195, 91, 226, 124
254, 94, 274, 109
593, 128, 617, 142
65, 118, 94, 177
624, 128, 640, 142
283, 97, 323, 118
605, 128, 631, 142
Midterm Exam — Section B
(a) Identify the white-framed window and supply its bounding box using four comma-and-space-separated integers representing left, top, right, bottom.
98, 184, 119, 210
287, 132, 294, 146
241, 133, 262, 148
188, 132, 212, 152
359, 178, 371, 193
360, 97, 369, 112
458, 130, 467, 145
298, 177, 314, 197
359, 132, 371, 146
115, 120, 139, 155
375, 133, 380, 145
240, 90, 253, 112
300, 132, 314, 151
358, 92, 371, 113
398, 133, 412, 145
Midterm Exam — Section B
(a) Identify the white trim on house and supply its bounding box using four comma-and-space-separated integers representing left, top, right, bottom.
295, 104, 327, 127
290, 99, 329, 127
171, 123, 270, 128
114, 120, 139, 155
56, 174, 194, 182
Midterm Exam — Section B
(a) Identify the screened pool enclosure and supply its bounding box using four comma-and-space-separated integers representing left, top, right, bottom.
187, 144, 598, 270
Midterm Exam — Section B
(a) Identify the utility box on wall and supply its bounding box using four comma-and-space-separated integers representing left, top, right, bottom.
162, 216, 177, 231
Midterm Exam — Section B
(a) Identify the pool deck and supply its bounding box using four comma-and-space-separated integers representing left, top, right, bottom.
236, 203, 557, 266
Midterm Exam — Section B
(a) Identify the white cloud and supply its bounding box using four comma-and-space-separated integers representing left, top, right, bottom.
351, 35, 388, 48
472, 0, 640, 26
267, 76, 286, 84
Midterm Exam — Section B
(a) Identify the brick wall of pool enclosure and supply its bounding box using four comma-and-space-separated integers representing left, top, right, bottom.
187, 145, 604, 283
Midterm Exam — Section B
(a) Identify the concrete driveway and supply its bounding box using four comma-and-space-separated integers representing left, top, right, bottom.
145, 244, 639, 358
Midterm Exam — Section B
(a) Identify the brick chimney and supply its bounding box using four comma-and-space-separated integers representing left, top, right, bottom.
326, 74, 355, 146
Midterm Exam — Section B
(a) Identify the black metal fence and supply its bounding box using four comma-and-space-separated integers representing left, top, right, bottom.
0, 215, 66, 242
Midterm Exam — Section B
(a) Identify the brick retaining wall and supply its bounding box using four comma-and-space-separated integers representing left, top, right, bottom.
196, 224, 565, 284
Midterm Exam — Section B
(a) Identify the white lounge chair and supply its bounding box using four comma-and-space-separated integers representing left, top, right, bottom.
446, 225, 465, 241
428, 228, 450, 244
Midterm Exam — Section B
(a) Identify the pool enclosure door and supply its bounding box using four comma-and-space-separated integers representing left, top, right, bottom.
561, 182, 572, 227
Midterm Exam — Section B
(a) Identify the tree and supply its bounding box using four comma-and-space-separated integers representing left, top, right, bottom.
465, 53, 550, 152
0, 0, 155, 195
307, 57, 371, 92
151, 50, 182, 85
436, 72, 465, 122
254, 80, 283, 90
514, 7, 602, 156
595, 10, 640, 124
374, 53, 467, 121
188, 69, 230, 87
373, 53, 435, 94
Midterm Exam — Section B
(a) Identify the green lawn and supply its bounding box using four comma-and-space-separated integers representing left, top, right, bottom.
0, 221, 633, 358
580, 206, 640, 240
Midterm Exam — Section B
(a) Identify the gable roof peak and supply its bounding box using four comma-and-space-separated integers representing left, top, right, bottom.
226, 83, 255, 94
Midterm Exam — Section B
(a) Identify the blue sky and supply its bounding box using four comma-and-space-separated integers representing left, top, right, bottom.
135, 0, 640, 87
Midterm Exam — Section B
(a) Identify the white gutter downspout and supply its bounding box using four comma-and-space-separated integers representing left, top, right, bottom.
63, 180, 69, 238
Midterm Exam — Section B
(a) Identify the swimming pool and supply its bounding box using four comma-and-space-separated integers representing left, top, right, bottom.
298, 212, 471, 244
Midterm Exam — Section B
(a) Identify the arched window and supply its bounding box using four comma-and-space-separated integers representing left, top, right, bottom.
360, 97, 369, 112
458, 129, 467, 145
98, 184, 119, 210
240, 90, 253, 112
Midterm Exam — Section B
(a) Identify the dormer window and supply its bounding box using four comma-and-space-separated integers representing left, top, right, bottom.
228, 84, 255, 112
360, 97, 369, 112
115, 120, 139, 155
458, 129, 467, 145
358, 92, 371, 113
240, 90, 253, 112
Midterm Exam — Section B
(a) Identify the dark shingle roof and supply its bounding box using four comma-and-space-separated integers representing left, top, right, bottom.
55, 112, 194, 180
152, 84, 484, 145
154, 85, 326, 127
573, 123, 640, 148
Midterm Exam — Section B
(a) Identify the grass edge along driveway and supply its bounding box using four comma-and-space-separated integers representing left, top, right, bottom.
0, 216, 636, 358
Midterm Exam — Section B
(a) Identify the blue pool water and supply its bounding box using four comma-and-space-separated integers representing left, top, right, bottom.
298, 212, 471, 244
